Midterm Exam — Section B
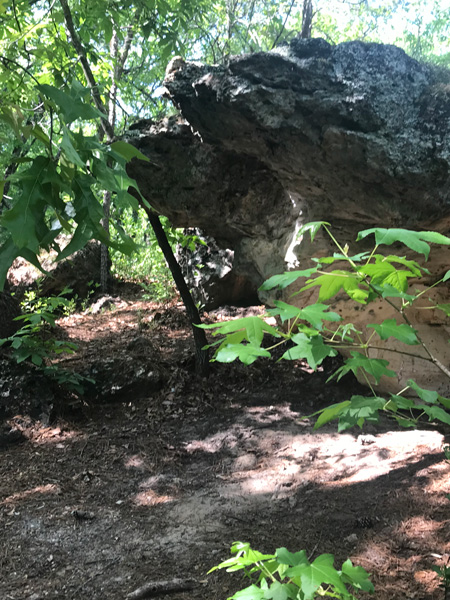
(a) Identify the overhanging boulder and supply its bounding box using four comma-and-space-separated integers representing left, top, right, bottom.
126, 38, 450, 396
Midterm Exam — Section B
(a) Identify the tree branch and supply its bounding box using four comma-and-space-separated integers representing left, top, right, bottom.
59, 0, 114, 141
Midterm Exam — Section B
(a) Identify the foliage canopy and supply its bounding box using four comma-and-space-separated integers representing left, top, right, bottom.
0, 0, 449, 288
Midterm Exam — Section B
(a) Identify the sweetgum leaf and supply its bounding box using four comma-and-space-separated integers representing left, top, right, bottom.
341, 559, 374, 592
297, 221, 330, 242
331, 352, 396, 384
281, 333, 337, 370
301, 271, 368, 303
216, 344, 271, 365
259, 268, 317, 291
312, 401, 351, 430
407, 380, 438, 404
417, 405, 450, 426
336, 395, 386, 431
357, 228, 450, 260
276, 548, 308, 567
111, 140, 150, 163
286, 554, 347, 599
367, 319, 419, 345
232, 584, 265, 599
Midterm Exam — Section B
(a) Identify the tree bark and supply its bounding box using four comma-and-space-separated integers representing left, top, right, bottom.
301, 0, 313, 39
141, 205, 210, 377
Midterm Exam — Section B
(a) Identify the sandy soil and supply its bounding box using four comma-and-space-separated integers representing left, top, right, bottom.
1, 296, 449, 600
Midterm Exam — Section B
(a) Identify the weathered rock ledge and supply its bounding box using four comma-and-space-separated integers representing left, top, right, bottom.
127, 38, 450, 395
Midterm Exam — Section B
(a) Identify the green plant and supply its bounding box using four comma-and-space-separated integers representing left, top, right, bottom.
199, 223, 450, 431
110, 208, 176, 301
3, 286, 78, 366
0, 288, 94, 394
21, 285, 77, 320
209, 541, 374, 599
432, 560, 450, 599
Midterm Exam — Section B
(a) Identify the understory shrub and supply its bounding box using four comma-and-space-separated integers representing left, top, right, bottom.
200, 223, 450, 431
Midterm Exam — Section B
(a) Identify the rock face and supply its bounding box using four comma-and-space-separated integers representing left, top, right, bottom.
176, 229, 259, 309
126, 38, 450, 395
39, 241, 110, 301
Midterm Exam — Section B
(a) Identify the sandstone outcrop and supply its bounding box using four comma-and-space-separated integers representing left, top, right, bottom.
127, 38, 450, 395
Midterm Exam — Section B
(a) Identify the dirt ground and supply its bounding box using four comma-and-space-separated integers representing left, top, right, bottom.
1, 293, 450, 600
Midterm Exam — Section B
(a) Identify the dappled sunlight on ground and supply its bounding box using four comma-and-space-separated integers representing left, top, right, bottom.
1, 299, 449, 599
1, 484, 61, 507
133, 490, 176, 507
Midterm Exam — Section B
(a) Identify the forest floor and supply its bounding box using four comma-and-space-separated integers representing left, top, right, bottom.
1, 291, 450, 600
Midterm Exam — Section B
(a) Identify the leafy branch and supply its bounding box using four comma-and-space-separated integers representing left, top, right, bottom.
199, 223, 450, 431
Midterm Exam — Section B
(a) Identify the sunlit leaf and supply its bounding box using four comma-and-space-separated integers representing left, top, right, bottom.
297, 221, 330, 242
357, 228, 450, 260
259, 268, 317, 291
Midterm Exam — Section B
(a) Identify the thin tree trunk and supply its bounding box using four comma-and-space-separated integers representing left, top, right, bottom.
301, 0, 313, 39
141, 206, 210, 377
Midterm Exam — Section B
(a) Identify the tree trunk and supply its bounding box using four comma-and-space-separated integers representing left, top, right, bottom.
301, 0, 313, 39
100, 190, 111, 293
142, 206, 210, 377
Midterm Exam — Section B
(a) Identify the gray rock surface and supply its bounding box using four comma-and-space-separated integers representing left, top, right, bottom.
126, 38, 450, 395
176, 229, 258, 309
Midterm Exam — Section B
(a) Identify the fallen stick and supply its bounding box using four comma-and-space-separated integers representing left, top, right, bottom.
126, 578, 196, 599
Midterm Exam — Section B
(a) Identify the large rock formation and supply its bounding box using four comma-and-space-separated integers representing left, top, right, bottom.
126, 38, 450, 396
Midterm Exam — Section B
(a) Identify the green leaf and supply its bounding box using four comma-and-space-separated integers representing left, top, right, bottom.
276, 548, 308, 567
437, 395, 450, 410
298, 304, 341, 330
1, 156, 50, 251
418, 404, 450, 426
30, 125, 50, 148
267, 302, 340, 330
297, 221, 330, 243
435, 303, 450, 317
312, 401, 351, 430
336, 395, 386, 431
232, 585, 265, 600
367, 319, 419, 345
216, 344, 271, 365
331, 352, 396, 384
341, 559, 374, 592
385, 394, 416, 411
210, 542, 275, 572
443, 270, 450, 282
406, 380, 438, 404
38, 84, 104, 124
360, 261, 413, 292
60, 127, 86, 168
0, 237, 20, 290
376, 284, 416, 303
259, 268, 317, 291
199, 317, 280, 346
103, 17, 113, 44
267, 302, 302, 323
263, 581, 290, 600
357, 228, 450, 260
316, 251, 369, 264
111, 140, 151, 163
382, 255, 423, 276
286, 554, 347, 599
281, 333, 337, 370
301, 271, 368, 303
